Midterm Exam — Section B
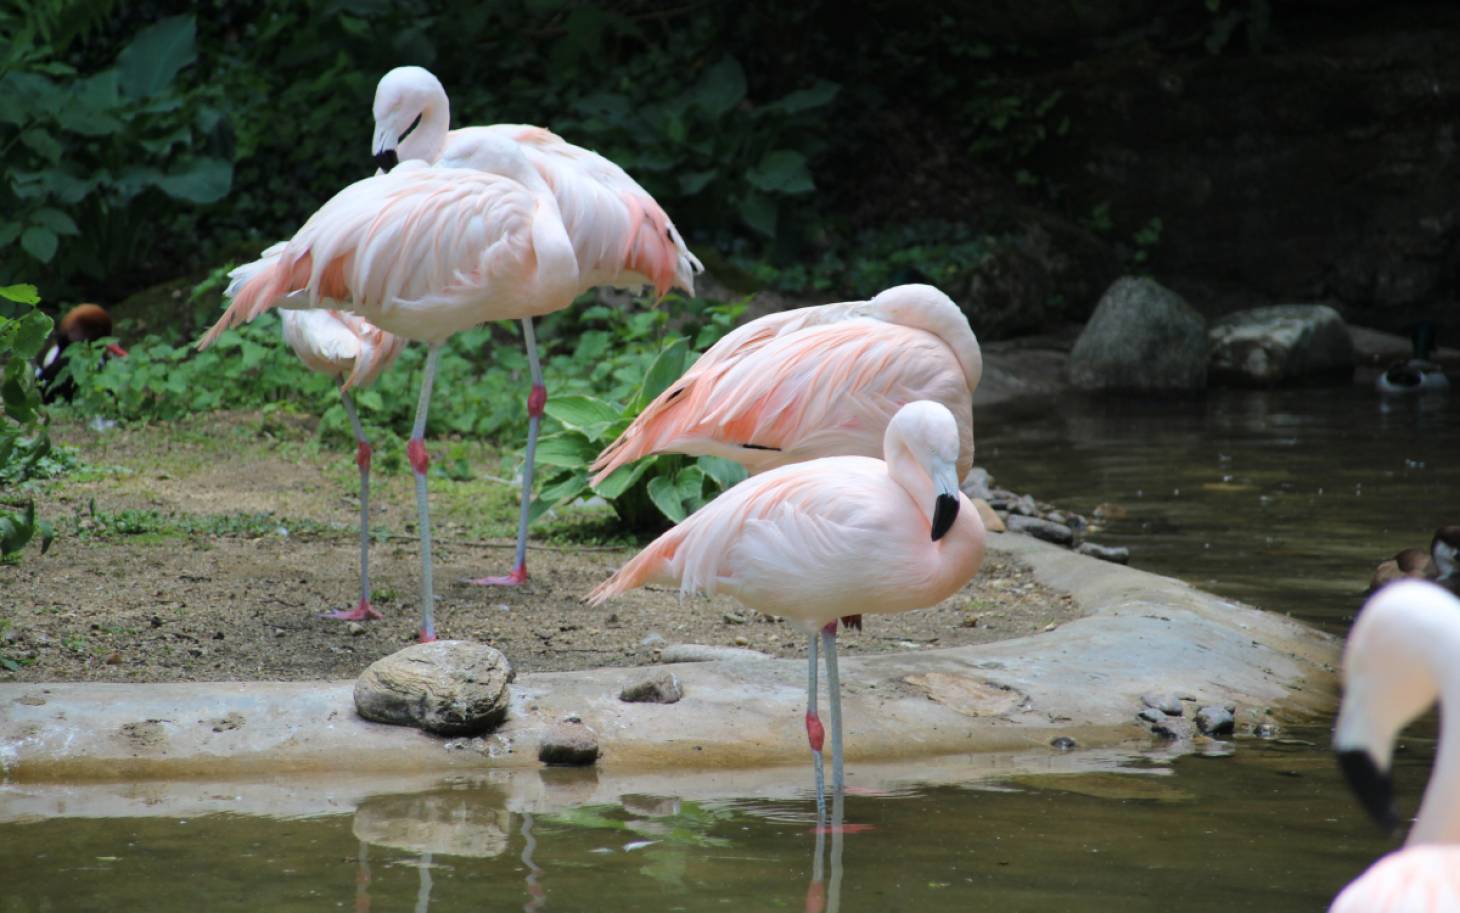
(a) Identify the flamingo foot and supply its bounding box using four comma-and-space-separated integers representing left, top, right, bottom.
417, 627, 437, 644
466, 564, 529, 587
323, 597, 383, 622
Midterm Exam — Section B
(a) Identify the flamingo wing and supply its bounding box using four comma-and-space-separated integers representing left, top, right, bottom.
1330, 847, 1460, 912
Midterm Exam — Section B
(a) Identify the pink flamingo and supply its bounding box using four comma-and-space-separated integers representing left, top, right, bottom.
199, 134, 585, 642
371, 65, 703, 586
589, 284, 981, 487
589, 401, 986, 812
1330, 579, 1460, 911
279, 309, 405, 621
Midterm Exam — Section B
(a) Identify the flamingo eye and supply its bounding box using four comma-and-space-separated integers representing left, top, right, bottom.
398, 112, 423, 144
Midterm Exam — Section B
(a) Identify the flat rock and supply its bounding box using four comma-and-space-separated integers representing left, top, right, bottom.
660, 644, 771, 664
1077, 542, 1130, 564
538, 722, 599, 766
1195, 704, 1236, 736
353, 640, 513, 736
973, 498, 1006, 533
1006, 515, 1074, 545
619, 670, 684, 704
1068, 277, 1208, 393
1141, 692, 1183, 716
1208, 304, 1355, 386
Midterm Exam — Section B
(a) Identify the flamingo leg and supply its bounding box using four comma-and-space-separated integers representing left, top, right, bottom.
468, 318, 544, 587
324, 387, 383, 622
821, 621, 845, 795
806, 629, 827, 819
410, 344, 443, 642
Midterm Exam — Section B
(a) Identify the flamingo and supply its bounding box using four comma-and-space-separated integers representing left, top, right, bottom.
589, 284, 981, 487
199, 134, 585, 642
1330, 579, 1460, 911
589, 401, 987, 812
371, 65, 703, 586
278, 309, 406, 621
36, 303, 128, 402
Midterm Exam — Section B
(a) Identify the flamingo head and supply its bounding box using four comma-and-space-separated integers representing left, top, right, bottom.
372, 66, 449, 173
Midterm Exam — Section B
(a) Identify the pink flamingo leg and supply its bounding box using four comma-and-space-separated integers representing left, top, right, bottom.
469, 318, 543, 587
324, 387, 384, 622
806, 629, 827, 819
411, 345, 443, 643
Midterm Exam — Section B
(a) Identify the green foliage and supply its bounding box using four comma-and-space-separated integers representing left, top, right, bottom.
0, 282, 58, 561
0, 10, 232, 294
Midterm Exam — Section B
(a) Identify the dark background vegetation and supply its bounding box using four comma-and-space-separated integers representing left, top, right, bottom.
4, 0, 1460, 341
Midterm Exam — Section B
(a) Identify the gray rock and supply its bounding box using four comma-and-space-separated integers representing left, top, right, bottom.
1208, 304, 1356, 387
353, 640, 513, 736
1150, 718, 1196, 741
1049, 736, 1078, 751
660, 644, 772, 664
1068, 277, 1208, 393
1254, 720, 1279, 739
1077, 542, 1130, 564
619, 670, 684, 704
539, 722, 600, 766
1141, 692, 1184, 716
961, 467, 994, 501
1195, 704, 1236, 736
1005, 515, 1074, 545
1137, 707, 1166, 724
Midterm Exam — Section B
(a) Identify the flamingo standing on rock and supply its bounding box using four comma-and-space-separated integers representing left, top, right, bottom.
589, 401, 986, 812
1329, 579, 1460, 911
370, 65, 703, 586
279, 309, 406, 621
200, 134, 586, 642
590, 283, 981, 487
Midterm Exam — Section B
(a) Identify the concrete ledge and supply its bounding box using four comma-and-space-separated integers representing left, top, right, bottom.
0, 534, 1340, 783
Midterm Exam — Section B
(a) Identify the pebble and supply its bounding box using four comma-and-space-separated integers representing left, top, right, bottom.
1141, 692, 1184, 716
1195, 704, 1236, 736
538, 722, 599, 766
721, 612, 746, 625
353, 640, 514, 736
659, 644, 771, 663
1050, 736, 1078, 751
1077, 542, 1131, 564
346, 622, 366, 637
1254, 720, 1279, 739
1005, 515, 1074, 545
1137, 707, 1166, 724
620, 670, 684, 704
1149, 718, 1196, 741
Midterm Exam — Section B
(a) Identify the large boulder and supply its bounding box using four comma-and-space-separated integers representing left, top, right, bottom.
1208, 305, 1356, 386
1068, 277, 1208, 393
354, 640, 513, 736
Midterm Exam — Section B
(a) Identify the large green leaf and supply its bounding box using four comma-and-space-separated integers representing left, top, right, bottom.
20, 226, 58, 263
762, 80, 841, 116
594, 455, 656, 499
737, 191, 778, 238
697, 456, 747, 491
118, 15, 196, 100
746, 149, 815, 195
646, 475, 687, 524
632, 337, 688, 411
31, 207, 78, 236
691, 56, 746, 118
533, 432, 598, 469
11, 309, 54, 359
0, 284, 40, 305
156, 157, 232, 203
544, 394, 622, 438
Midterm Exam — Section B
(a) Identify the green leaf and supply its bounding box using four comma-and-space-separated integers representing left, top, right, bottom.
544, 395, 622, 437
762, 80, 840, 115
697, 456, 747, 490
118, 15, 197, 100
533, 432, 598, 469
674, 465, 707, 508
746, 149, 814, 195
20, 128, 62, 162
20, 226, 58, 263
691, 56, 746, 117
678, 169, 717, 195
355, 390, 384, 412
156, 157, 232, 203
647, 475, 687, 523
737, 191, 778, 238
31, 207, 78, 236
594, 455, 656, 499
0, 284, 40, 305
0, 224, 20, 249
12, 310, 54, 358
632, 337, 689, 411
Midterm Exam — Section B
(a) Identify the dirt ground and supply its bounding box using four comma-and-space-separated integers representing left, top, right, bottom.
0, 412, 1081, 683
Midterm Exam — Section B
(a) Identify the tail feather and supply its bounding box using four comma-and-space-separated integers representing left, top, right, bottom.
586, 533, 680, 606
197, 254, 299, 350
621, 192, 677, 299
343, 326, 407, 391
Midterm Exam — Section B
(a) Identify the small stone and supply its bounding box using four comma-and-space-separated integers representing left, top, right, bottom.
1254, 721, 1279, 739
1150, 718, 1196, 741
1049, 736, 1078, 751
660, 644, 771, 663
353, 640, 514, 736
1138, 707, 1166, 724
722, 612, 746, 625
640, 632, 666, 647
1141, 692, 1184, 716
563, 713, 582, 723
1195, 704, 1236, 736
732, 635, 749, 647
539, 722, 599, 766
619, 670, 684, 704
1005, 515, 1074, 545
961, 468, 993, 501
1077, 542, 1130, 564
1013, 494, 1039, 517
347, 622, 366, 636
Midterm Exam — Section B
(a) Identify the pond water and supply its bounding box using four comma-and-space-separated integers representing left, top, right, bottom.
3, 382, 1453, 911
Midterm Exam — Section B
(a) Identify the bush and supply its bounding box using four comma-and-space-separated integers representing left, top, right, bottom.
0, 282, 59, 560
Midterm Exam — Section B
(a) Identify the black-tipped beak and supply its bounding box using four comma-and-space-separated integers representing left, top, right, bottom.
1337, 749, 1400, 833
931, 493, 959, 541
374, 148, 399, 173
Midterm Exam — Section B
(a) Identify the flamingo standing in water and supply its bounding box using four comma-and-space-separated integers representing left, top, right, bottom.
589, 401, 987, 811
279, 309, 405, 621
589, 284, 981, 487
370, 65, 703, 586
200, 134, 587, 642
1330, 579, 1460, 911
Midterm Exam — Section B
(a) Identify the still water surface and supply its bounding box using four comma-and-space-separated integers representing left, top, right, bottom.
3, 384, 1454, 912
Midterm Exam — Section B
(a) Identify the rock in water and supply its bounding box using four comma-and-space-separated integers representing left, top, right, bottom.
1077, 542, 1131, 564
354, 640, 513, 736
1005, 515, 1074, 545
1068, 277, 1208, 393
539, 722, 600, 766
1195, 704, 1236, 736
1208, 304, 1355, 386
620, 670, 684, 704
